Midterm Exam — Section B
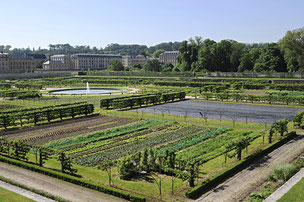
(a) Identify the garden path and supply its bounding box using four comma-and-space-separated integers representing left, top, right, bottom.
194, 133, 304, 202
0, 162, 125, 202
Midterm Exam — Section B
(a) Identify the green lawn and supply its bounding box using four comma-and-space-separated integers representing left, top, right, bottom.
0, 187, 34, 202
277, 176, 304, 202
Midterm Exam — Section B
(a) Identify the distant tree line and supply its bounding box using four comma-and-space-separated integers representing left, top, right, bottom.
0, 42, 181, 57
1, 27, 303, 72
176, 27, 304, 72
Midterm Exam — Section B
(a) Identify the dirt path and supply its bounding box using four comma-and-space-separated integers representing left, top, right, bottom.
195, 133, 304, 202
0, 180, 55, 202
0, 162, 125, 202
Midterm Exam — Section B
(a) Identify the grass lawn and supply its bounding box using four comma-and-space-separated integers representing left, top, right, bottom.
277, 177, 304, 202
0, 186, 34, 202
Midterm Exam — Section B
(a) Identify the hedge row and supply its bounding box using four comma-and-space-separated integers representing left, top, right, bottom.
0, 90, 41, 98
100, 94, 150, 109
15, 83, 43, 90
0, 155, 146, 202
112, 92, 186, 109
0, 102, 94, 129
101, 92, 186, 109
0, 102, 87, 115
185, 131, 297, 199
200, 92, 304, 105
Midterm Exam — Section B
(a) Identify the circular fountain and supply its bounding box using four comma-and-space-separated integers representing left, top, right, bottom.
49, 82, 122, 95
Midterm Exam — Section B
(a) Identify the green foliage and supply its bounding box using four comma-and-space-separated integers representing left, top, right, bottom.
293, 111, 304, 128
152, 49, 166, 58
143, 59, 162, 72
273, 163, 297, 182
0, 102, 94, 129
279, 27, 304, 72
11, 141, 30, 161
253, 43, 287, 72
118, 156, 139, 180
57, 151, 77, 174
0, 90, 41, 99
107, 58, 124, 71
159, 127, 228, 153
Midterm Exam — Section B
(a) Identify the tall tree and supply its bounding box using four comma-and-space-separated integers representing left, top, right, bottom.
143, 59, 162, 72
107, 59, 124, 71
152, 49, 166, 58
253, 43, 287, 72
279, 27, 304, 72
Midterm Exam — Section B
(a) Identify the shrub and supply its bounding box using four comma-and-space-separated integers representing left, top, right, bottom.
274, 163, 297, 182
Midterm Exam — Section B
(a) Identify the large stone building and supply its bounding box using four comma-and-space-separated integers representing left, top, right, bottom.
0, 52, 10, 71
43, 54, 122, 71
0, 53, 47, 73
42, 55, 72, 70
159, 51, 180, 66
71, 54, 122, 70
122, 55, 147, 67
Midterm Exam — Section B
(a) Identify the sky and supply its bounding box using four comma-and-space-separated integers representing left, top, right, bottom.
1, 0, 304, 49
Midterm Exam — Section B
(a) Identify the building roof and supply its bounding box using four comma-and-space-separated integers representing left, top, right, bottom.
25, 54, 47, 59
43, 60, 63, 65
160, 51, 180, 55
71, 54, 121, 58
11, 54, 47, 60
50, 54, 66, 57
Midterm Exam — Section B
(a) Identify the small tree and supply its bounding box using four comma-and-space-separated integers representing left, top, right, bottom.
57, 151, 77, 174
39, 147, 52, 167
98, 160, 115, 186
11, 141, 30, 161
231, 136, 250, 161
292, 111, 304, 127
0, 138, 10, 155
224, 141, 234, 166
274, 118, 289, 136
107, 58, 124, 71
186, 160, 200, 187
141, 148, 149, 172
143, 59, 162, 72
269, 126, 275, 143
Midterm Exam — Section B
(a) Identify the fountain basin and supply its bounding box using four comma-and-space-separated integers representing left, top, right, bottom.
49, 88, 122, 95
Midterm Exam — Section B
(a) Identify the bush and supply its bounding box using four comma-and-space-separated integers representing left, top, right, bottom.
274, 163, 297, 182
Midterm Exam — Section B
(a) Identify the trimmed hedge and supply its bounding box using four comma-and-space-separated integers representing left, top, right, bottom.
0, 102, 94, 129
185, 131, 297, 199
0, 155, 146, 202
101, 92, 186, 110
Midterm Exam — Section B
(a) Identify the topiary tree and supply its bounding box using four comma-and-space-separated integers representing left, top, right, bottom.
274, 118, 289, 136
293, 111, 304, 128
234, 136, 250, 161
57, 151, 77, 174
11, 140, 30, 161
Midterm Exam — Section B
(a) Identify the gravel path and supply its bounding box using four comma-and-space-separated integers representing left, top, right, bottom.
194, 134, 304, 202
0, 162, 125, 202
0, 180, 55, 202
134, 100, 304, 124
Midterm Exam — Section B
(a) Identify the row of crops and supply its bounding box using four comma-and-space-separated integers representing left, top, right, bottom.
17, 118, 262, 170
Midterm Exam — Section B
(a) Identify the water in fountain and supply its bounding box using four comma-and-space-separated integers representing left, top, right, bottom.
86, 82, 90, 94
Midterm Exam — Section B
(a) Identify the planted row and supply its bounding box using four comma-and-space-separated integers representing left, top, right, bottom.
74, 125, 203, 166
